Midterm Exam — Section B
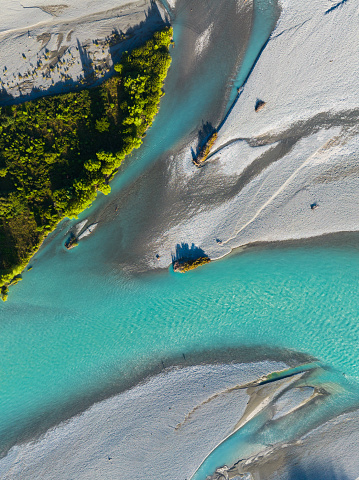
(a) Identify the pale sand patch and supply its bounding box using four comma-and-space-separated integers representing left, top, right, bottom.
195, 23, 213, 57
0, 361, 289, 480
166, 0, 176, 9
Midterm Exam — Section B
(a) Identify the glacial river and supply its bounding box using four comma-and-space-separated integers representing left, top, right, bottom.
1, 0, 359, 478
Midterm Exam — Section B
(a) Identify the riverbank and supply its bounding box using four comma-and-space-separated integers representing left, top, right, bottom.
179, 0, 359, 262
2, 357, 359, 480
0, 26, 173, 298
0, 0, 169, 103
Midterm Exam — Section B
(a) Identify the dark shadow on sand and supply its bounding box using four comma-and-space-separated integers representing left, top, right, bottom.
325, 0, 348, 15
171, 242, 209, 263
109, 0, 170, 65
77, 38, 96, 82
191, 121, 216, 162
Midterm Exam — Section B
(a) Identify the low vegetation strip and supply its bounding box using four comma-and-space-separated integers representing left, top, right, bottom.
194, 131, 218, 166
0, 27, 173, 300
173, 257, 211, 273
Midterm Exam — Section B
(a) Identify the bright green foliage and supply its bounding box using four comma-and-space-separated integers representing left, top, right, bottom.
0, 27, 173, 292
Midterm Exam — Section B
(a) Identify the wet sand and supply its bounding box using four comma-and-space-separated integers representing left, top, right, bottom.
64, 0, 259, 272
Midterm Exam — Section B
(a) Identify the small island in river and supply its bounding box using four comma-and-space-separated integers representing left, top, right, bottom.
64, 233, 79, 250
0, 27, 173, 300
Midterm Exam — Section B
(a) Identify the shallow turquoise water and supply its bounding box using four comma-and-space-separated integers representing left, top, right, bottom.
2, 244, 359, 455
1, 0, 359, 477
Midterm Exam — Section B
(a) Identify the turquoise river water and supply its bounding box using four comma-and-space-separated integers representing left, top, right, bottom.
1, 0, 359, 478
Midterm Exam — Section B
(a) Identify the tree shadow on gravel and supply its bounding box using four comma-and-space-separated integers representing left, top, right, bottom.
171, 242, 208, 263
191, 121, 216, 162
0, 0, 169, 107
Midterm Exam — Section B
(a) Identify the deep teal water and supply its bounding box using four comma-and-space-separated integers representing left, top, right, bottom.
1, 0, 359, 478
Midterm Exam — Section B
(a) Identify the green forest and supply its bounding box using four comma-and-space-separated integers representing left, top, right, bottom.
0, 27, 173, 300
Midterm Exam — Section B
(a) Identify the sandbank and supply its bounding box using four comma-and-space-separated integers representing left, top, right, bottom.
0, 359, 312, 480
92, 0, 359, 272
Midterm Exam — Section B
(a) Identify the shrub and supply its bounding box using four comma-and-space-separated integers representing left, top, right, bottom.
173, 257, 211, 273
195, 131, 218, 165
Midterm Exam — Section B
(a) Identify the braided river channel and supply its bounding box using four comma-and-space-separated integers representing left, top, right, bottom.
1, 1, 359, 479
